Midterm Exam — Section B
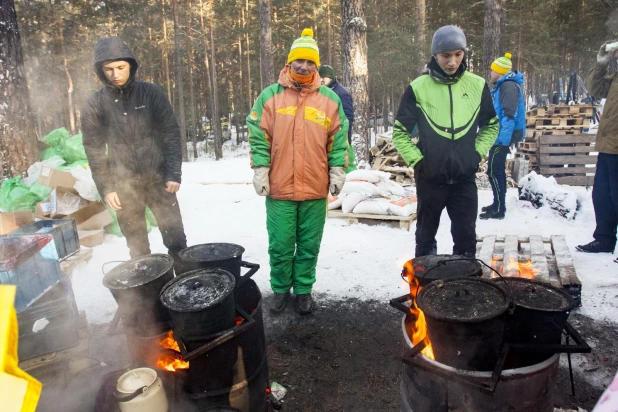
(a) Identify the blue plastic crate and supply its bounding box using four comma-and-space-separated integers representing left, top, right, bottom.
17, 277, 79, 360
9, 219, 79, 260
0, 235, 62, 312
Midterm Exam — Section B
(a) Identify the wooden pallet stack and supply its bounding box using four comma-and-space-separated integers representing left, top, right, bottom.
369, 136, 415, 184
516, 104, 597, 186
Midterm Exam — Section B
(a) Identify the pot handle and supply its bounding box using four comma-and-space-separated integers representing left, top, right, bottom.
389, 294, 413, 314
237, 261, 260, 288
114, 386, 148, 402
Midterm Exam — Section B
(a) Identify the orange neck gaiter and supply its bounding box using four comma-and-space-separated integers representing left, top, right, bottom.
289, 70, 315, 85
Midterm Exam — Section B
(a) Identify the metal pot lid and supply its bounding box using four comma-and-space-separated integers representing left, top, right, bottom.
406, 255, 482, 284
495, 278, 575, 312
179, 243, 245, 263
160, 268, 235, 312
417, 277, 509, 323
116, 367, 157, 393
103, 254, 174, 289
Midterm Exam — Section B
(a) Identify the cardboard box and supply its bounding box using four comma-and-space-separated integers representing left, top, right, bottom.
34, 202, 51, 219
38, 166, 77, 189
0, 211, 34, 235
50, 188, 88, 218
78, 229, 105, 247
69, 202, 113, 231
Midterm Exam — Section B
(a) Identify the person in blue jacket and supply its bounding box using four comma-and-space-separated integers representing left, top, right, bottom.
319, 65, 356, 171
481, 53, 526, 220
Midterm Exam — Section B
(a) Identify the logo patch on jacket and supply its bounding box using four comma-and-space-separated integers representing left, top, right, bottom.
250, 110, 259, 121
135, 105, 146, 110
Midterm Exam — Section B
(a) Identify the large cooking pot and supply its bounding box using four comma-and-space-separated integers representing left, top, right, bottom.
160, 268, 236, 342
416, 277, 511, 371
177, 243, 259, 288
402, 255, 482, 287
103, 254, 174, 334
115, 367, 168, 412
495, 277, 576, 367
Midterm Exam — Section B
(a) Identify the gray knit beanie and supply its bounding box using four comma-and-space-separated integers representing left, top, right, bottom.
431, 25, 467, 56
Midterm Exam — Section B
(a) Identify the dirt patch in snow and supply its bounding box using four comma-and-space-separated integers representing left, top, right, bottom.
264, 297, 618, 411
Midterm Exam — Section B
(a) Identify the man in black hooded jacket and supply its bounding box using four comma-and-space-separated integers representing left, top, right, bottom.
81, 36, 187, 262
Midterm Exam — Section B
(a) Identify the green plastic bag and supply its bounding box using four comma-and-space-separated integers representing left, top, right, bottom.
0, 177, 41, 212
40, 147, 65, 161
104, 205, 155, 237
42, 128, 69, 148
57, 160, 89, 171
145, 206, 158, 227
62, 134, 88, 164
29, 182, 53, 200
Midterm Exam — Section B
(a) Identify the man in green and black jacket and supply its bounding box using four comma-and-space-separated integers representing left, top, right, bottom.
393, 25, 499, 257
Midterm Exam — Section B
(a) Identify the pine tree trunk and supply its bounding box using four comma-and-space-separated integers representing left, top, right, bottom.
189, 45, 198, 160
58, 23, 75, 136
172, 0, 188, 161
244, 1, 252, 110
327, 0, 332, 65
483, 0, 502, 80
199, 0, 212, 153
161, 0, 173, 103
0, 0, 38, 178
416, 0, 426, 66
210, 17, 223, 160
259, 0, 275, 88
341, 0, 370, 168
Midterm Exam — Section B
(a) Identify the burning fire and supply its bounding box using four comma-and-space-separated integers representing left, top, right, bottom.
155, 331, 189, 371
490, 257, 538, 279
235, 315, 244, 326
403, 261, 435, 360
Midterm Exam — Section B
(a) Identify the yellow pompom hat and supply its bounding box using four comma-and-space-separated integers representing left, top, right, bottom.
491, 52, 513, 75
287, 28, 320, 66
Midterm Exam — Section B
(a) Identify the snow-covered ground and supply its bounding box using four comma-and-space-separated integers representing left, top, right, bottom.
71, 155, 618, 326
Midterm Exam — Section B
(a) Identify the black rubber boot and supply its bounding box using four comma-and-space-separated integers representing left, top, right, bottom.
296, 293, 315, 315
271, 292, 290, 313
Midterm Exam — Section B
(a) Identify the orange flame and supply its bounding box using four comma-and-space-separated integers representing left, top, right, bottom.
403, 260, 435, 360
489, 257, 538, 280
155, 331, 189, 371
235, 315, 244, 326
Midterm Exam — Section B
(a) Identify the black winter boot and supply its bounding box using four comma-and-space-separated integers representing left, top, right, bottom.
481, 205, 494, 213
270, 292, 290, 313
479, 210, 505, 220
296, 294, 315, 314
576, 241, 614, 253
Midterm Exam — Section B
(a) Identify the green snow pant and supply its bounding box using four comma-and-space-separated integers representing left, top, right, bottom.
265, 197, 327, 294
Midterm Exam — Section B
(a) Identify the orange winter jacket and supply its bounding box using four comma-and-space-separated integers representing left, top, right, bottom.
247, 66, 349, 201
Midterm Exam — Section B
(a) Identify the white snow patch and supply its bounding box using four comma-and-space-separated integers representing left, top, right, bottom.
71, 155, 618, 326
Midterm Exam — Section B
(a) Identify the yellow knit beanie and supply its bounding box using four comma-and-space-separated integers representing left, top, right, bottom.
287, 28, 320, 66
491, 52, 513, 75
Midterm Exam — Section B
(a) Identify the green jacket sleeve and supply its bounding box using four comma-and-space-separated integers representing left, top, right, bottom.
246, 87, 274, 168
328, 97, 350, 168
587, 63, 612, 99
475, 84, 499, 157
393, 85, 424, 167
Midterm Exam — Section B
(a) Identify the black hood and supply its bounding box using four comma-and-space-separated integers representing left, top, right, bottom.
427, 56, 467, 85
94, 36, 139, 88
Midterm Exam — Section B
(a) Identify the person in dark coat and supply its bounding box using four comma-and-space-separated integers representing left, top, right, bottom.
577, 40, 618, 264
81, 36, 187, 263
318, 65, 356, 171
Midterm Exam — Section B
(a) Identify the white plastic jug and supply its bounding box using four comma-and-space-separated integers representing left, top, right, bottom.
115, 367, 168, 412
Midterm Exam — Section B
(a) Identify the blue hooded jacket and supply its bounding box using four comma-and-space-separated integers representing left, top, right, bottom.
491, 71, 526, 146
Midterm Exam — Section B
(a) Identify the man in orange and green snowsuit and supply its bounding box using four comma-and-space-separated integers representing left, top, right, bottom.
247, 29, 350, 314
